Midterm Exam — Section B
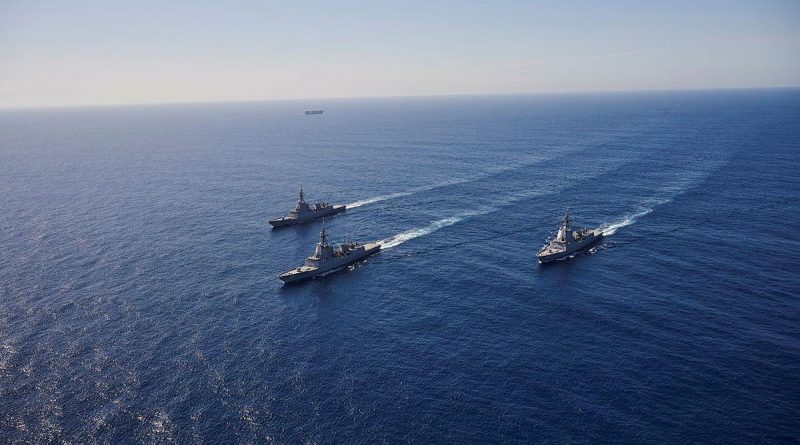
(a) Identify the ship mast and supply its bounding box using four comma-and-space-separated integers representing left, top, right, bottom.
312, 224, 330, 259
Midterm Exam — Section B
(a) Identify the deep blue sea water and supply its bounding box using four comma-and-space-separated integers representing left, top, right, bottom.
1, 90, 799, 444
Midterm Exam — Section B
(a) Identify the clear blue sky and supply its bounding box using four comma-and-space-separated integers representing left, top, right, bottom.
1, 0, 798, 108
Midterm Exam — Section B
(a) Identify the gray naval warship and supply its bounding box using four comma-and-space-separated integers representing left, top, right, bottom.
537, 211, 603, 263
269, 188, 346, 228
280, 227, 381, 283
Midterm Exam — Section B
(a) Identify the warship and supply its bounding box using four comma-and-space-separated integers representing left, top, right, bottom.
268, 188, 345, 228
279, 227, 381, 283
538, 211, 603, 263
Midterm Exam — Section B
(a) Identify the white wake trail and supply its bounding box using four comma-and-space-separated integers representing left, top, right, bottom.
600, 165, 722, 236
377, 209, 489, 249
600, 207, 655, 235
347, 190, 417, 209
378, 217, 462, 249
374, 162, 624, 249
346, 152, 570, 209
347, 179, 470, 209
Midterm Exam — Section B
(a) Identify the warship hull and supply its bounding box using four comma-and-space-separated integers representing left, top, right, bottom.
269, 205, 346, 228
538, 232, 603, 263
280, 243, 380, 283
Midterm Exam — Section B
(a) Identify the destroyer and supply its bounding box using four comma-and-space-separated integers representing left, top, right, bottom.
268, 188, 345, 228
538, 211, 603, 263
279, 227, 380, 283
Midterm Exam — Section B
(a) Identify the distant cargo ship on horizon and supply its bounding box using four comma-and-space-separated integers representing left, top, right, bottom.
305, 109, 324, 115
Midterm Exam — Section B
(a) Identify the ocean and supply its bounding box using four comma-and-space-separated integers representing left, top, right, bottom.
1, 90, 798, 444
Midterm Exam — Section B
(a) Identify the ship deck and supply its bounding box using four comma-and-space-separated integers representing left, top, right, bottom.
281, 265, 317, 276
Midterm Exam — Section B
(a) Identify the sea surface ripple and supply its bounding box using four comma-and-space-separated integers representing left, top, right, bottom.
1, 90, 799, 444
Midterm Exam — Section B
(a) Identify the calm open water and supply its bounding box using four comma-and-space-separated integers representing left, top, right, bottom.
1, 90, 799, 444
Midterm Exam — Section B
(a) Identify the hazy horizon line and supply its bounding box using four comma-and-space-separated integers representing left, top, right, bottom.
2, 85, 798, 112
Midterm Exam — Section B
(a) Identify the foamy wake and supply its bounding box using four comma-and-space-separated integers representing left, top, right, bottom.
600, 207, 655, 235
599, 169, 715, 236
378, 216, 463, 249
372, 154, 722, 247
347, 190, 416, 208
373, 162, 624, 249
346, 153, 563, 209
377, 209, 490, 249
347, 179, 475, 209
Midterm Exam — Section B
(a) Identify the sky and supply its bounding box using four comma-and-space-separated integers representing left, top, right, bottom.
1, 0, 799, 108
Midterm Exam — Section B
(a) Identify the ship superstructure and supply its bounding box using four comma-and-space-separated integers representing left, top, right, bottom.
269, 188, 345, 228
279, 227, 380, 283
537, 211, 603, 263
